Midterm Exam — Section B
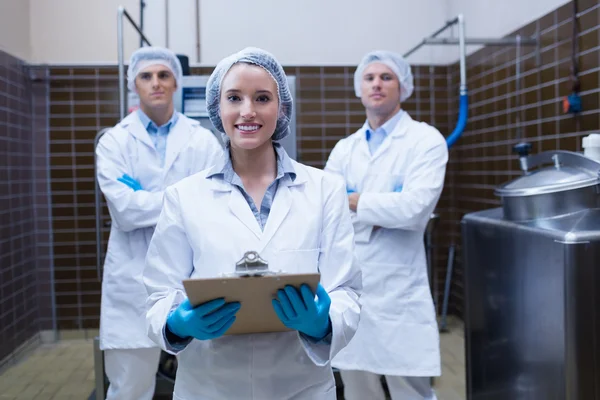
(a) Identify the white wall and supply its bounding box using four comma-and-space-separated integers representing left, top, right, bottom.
445, 0, 571, 61
0, 0, 31, 60
28, 0, 457, 65
29, 0, 140, 64
24, 0, 572, 66
195, 0, 454, 66
142, 0, 197, 62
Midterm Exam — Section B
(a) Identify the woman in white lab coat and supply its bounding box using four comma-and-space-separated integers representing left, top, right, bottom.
143, 47, 362, 400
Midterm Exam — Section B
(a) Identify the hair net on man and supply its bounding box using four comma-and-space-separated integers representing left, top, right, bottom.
354, 50, 414, 102
127, 46, 183, 92
206, 47, 293, 142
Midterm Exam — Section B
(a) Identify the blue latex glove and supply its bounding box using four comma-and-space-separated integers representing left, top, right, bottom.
166, 298, 240, 341
117, 174, 143, 191
272, 283, 332, 340
394, 184, 403, 193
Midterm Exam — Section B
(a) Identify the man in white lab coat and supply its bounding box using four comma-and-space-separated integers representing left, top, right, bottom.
326, 51, 448, 399
95, 46, 223, 400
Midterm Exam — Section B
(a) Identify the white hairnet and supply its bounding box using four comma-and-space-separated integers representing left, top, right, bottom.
206, 47, 293, 142
354, 50, 414, 102
127, 47, 183, 92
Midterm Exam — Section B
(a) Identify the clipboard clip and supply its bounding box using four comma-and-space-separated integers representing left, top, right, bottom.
233, 251, 277, 277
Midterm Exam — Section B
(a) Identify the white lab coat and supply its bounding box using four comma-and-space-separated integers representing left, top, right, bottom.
144, 159, 362, 400
327, 112, 448, 377
96, 111, 223, 350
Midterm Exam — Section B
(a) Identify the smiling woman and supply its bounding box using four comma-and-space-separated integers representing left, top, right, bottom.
142, 47, 362, 400
220, 63, 279, 152
218, 63, 281, 207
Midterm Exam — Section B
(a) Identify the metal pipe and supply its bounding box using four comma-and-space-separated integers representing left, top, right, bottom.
424, 37, 537, 46
425, 214, 440, 313
403, 39, 428, 59
431, 17, 459, 38
118, 6, 125, 120
117, 5, 153, 119
139, 0, 145, 48
403, 13, 537, 58
93, 337, 106, 398
446, 14, 469, 148
440, 244, 455, 333
458, 14, 467, 92
515, 34, 522, 141
403, 17, 459, 58
195, 0, 201, 63
165, 0, 170, 48
120, 6, 153, 46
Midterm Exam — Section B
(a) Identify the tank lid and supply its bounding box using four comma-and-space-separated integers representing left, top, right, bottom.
495, 150, 600, 197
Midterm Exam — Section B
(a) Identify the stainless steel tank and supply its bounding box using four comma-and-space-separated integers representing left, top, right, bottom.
462, 150, 600, 400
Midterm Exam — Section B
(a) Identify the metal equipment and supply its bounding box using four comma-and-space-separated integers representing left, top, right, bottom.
425, 213, 440, 311
439, 244, 455, 333
462, 149, 600, 399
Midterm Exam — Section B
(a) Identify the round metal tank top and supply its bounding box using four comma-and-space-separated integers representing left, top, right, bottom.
495, 151, 600, 221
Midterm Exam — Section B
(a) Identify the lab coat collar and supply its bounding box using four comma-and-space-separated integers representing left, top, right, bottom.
137, 108, 179, 132
118, 111, 194, 172
389, 110, 411, 138
119, 112, 155, 149
206, 144, 306, 192
356, 111, 412, 162
206, 148, 307, 246
359, 110, 411, 141
363, 109, 405, 141
207, 143, 296, 182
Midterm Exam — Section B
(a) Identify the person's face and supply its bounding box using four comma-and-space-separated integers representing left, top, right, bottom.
135, 65, 177, 110
220, 63, 279, 151
360, 62, 401, 115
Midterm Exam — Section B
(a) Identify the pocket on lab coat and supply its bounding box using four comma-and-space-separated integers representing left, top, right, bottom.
361, 262, 412, 318
352, 221, 374, 244
272, 248, 320, 274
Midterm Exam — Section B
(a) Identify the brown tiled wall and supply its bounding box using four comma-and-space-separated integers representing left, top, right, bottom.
41, 0, 600, 328
0, 51, 50, 364
44, 65, 449, 329
48, 67, 120, 330
440, 0, 600, 316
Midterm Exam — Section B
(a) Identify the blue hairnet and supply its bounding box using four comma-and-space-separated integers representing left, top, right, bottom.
354, 50, 414, 102
206, 47, 293, 142
127, 47, 183, 92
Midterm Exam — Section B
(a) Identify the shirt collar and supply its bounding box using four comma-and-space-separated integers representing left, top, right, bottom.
137, 109, 179, 132
364, 108, 405, 141
208, 142, 296, 183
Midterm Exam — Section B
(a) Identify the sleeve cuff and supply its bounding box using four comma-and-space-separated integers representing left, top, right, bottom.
162, 323, 193, 354
297, 331, 332, 366
301, 331, 332, 345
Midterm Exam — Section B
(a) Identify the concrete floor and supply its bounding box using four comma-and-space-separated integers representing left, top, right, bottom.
0, 339, 95, 400
0, 317, 465, 400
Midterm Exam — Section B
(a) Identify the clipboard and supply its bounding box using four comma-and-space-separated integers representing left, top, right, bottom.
182, 251, 321, 335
